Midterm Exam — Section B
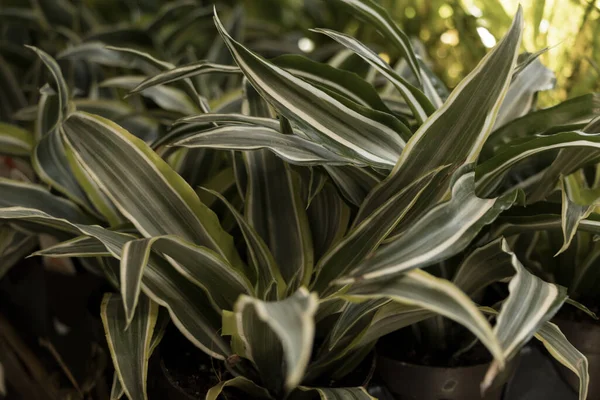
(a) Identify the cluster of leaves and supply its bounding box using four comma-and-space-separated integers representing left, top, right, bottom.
1, 1, 600, 400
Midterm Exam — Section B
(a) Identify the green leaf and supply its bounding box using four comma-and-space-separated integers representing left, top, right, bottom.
235, 288, 318, 395
534, 322, 588, 400
323, 166, 380, 206
313, 165, 446, 293
307, 182, 350, 262
345, 269, 505, 367
0, 211, 230, 359
482, 240, 567, 390
200, 188, 284, 299
174, 113, 281, 131
0, 179, 93, 224
482, 94, 600, 159
290, 386, 376, 400
0, 122, 34, 157
101, 293, 158, 400
357, 302, 434, 346
214, 11, 405, 169
241, 84, 313, 290
312, 28, 433, 123
33, 235, 110, 258
100, 76, 198, 115
494, 57, 555, 128
61, 111, 240, 267
272, 54, 393, 114
129, 61, 240, 94
330, 0, 422, 86
339, 172, 518, 284
452, 238, 515, 296
119, 235, 253, 326
173, 125, 357, 166
355, 7, 524, 228
475, 130, 600, 198
0, 227, 37, 280
557, 175, 593, 254
206, 376, 271, 400
26, 46, 70, 122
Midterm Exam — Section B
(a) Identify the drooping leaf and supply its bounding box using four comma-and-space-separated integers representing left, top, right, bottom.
119, 235, 253, 326
235, 288, 318, 395
354, 8, 524, 229
330, 0, 422, 86
313, 165, 447, 293
339, 172, 518, 284
345, 269, 505, 367
206, 376, 271, 400
0, 122, 34, 157
475, 130, 600, 198
557, 175, 594, 254
312, 28, 433, 123
61, 111, 240, 266
129, 61, 240, 94
200, 188, 284, 299
534, 322, 588, 400
101, 293, 158, 400
173, 125, 357, 166
100, 76, 198, 115
482, 240, 567, 389
482, 93, 600, 159
214, 11, 405, 169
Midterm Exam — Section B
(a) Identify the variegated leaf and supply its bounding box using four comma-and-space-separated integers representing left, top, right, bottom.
101, 293, 158, 400
339, 172, 518, 284
61, 111, 240, 266
173, 125, 357, 166
235, 288, 318, 395
354, 8, 523, 230
214, 11, 405, 169
0, 122, 34, 157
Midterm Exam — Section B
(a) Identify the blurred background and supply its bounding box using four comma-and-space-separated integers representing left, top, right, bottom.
2, 0, 598, 110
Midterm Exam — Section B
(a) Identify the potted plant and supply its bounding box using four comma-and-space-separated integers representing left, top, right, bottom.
0, 1, 596, 400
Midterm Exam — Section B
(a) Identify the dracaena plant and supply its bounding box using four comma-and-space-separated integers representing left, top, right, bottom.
0, 2, 597, 400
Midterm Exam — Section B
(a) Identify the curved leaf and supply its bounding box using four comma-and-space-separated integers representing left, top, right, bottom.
0, 122, 33, 157
173, 125, 357, 166
61, 111, 240, 266
214, 11, 405, 169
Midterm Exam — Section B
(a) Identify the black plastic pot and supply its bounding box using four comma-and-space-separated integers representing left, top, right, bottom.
377, 354, 517, 400
554, 318, 600, 397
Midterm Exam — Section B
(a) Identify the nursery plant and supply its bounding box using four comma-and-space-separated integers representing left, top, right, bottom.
1, 1, 600, 400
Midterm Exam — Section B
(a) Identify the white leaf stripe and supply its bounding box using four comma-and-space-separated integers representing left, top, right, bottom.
130, 61, 240, 94
61, 111, 240, 266
0, 122, 33, 156
121, 240, 150, 327
493, 240, 565, 358
534, 322, 589, 400
347, 269, 505, 368
173, 125, 359, 166
331, 0, 422, 86
476, 130, 600, 197
200, 188, 284, 299
235, 288, 318, 393
26, 46, 70, 121
214, 11, 404, 169
101, 293, 157, 400
313, 166, 446, 293
174, 113, 281, 131
312, 28, 432, 123
100, 76, 198, 115
355, 8, 523, 222
340, 172, 517, 283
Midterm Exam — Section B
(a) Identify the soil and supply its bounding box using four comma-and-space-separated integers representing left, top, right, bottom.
377, 326, 492, 368
152, 325, 247, 400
